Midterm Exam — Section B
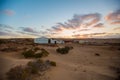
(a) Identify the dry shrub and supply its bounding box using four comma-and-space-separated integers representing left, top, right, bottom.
22, 48, 49, 58
22, 49, 34, 58
6, 65, 31, 80
6, 59, 56, 80
49, 61, 56, 66
56, 46, 73, 54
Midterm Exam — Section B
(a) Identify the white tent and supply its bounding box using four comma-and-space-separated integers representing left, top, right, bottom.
34, 37, 64, 44
34, 37, 49, 44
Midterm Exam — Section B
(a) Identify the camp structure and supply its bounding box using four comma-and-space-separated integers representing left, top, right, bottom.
34, 37, 64, 44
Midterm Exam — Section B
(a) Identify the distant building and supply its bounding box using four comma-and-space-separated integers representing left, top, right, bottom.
34, 37, 64, 44
73, 39, 90, 44
79, 40, 89, 44
64, 40, 73, 43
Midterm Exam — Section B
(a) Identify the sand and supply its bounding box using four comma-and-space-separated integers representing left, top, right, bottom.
0, 43, 120, 80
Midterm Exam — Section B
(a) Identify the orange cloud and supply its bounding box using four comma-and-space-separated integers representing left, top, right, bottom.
113, 27, 120, 30
47, 13, 101, 33
82, 13, 101, 27
105, 9, 120, 24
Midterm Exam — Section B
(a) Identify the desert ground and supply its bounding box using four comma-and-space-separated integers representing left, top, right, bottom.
0, 39, 120, 80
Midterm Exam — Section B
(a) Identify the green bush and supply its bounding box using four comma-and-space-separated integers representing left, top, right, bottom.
56, 48, 68, 54
41, 48, 49, 57
26, 64, 39, 74
34, 53, 43, 58
27, 59, 49, 72
22, 49, 34, 58
56, 46, 73, 54
22, 48, 49, 58
0, 40, 5, 44
49, 61, 56, 66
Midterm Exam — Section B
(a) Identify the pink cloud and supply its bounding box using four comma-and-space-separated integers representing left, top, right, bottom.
47, 13, 101, 33
82, 13, 101, 27
105, 9, 120, 24
0, 9, 15, 16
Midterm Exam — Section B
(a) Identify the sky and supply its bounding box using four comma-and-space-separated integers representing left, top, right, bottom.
0, 0, 120, 38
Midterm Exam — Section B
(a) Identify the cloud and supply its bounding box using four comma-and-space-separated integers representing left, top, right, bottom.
0, 31, 18, 37
47, 13, 101, 33
45, 13, 104, 38
0, 24, 41, 38
93, 23, 104, 28
72, 34, 89, 38
0, 9, 15, 16
105, 9, 120, 24
72, 32, 106, 38
103, 33, 120, 38
0, 31, 9, 36
18, 27, 51, 37
81, 13, 101, 27
89, 32, 106, 35
79, 29, 91, 31
0, 24, 14, 34
111, 21, 120, 24
20, 27, 38, 33
17, 31, 41, 37
0, 24, 20, 37
72, 32, 120, 38
0, 24, 13, 29
0, 24, 51, 38
46, 29, 52, 32
17, 27, 45, 37
52, 26, 63, 32
113, 27, 120, 30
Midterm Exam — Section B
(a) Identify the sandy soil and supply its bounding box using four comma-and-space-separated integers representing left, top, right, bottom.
0, 43, 120, 80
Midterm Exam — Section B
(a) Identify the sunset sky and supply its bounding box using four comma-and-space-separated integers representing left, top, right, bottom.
0, 0, 120, 38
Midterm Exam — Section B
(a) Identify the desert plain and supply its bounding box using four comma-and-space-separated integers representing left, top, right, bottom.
0, 38, 120, 80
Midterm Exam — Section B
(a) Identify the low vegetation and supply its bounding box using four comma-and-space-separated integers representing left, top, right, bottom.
22, 49, 34, 58
0, 40, 5, 44
22, 47, 49, 58
6, 59, 56, 80
56, 46, 73, 54
6, 65, 31, 80
49, 61, 56, 66
1, 47, 18, 52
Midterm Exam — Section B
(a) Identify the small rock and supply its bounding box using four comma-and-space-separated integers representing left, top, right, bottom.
95, 53, 100, 56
